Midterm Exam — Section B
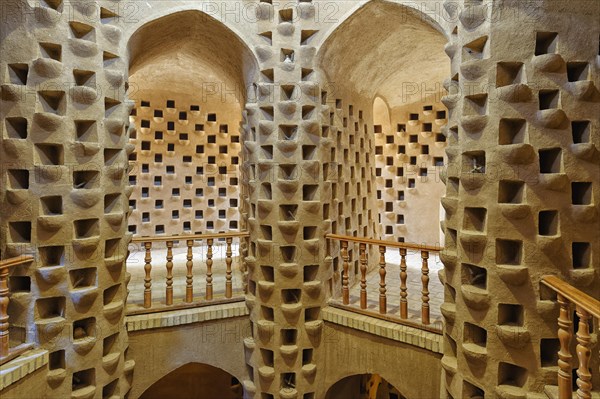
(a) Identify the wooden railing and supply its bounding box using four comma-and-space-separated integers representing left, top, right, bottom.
326, 234, 442, 331
541, 275, 600, 399
0, 255, 34, 365
128, 232, 249, 314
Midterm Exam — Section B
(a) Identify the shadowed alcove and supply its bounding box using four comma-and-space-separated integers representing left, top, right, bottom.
140, 363, 243, 399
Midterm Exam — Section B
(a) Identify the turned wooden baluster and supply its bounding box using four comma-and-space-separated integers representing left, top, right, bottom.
341, 240, 350, 305
225, 237, 233, 298
165, 241, 174, 306
399, 248, 408, 319
359, 243, 368, 309
557, 293, 573, 399
0, 265, 10, 358
143, 242, 152, 308
378, 245, 387, 314
421, 250, 430, 325
185, 240, 194, 303
206, 239, 214, 300
575, 306, 592, 399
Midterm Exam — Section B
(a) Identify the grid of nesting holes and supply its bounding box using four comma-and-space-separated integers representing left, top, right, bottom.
374, 104, 448, 242
128, 99, 241, 236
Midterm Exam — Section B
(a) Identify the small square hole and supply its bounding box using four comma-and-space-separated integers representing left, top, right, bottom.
538, 210, 559, 236
567, 62, 588, 82
540, 339, 560, 367
498, 362, 527, 387
571, 121, 590, 143
572, 242, 591, 269
36, 143, 64, 165
49, 350, 65, 370
499, 118, 526, 144
496, 62, 524, 87
498, 181, 524, 204
9, 276, 31, 293
463, 151, 486, 173
8, 63, 29, 85
463, 207, 487, 232
539, 90, 559, 110
496, 239, 522, 265
72, 368, 95, 391
5, 117, 28, 139
463, 322, 487, 349
281, 329, 297, 345
498, 303, 524, 325
9, 221, 31, 243
535, 32, 558, 55
539, 148, 561, 173
8, 169, 29, 189
74, 218, 99, 238
571, 182, 592, 205
41, 196, 62, 215
282, 289, 300, 304
462, 263, 486, 289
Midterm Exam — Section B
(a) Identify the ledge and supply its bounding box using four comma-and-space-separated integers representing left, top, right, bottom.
322, 307, 443, 354
0, 349, 48, 391
126, 301, 249, 332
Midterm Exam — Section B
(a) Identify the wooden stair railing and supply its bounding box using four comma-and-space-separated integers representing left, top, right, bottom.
129, 232, 249, 314
541, 275, 600, 399
0, 255, 35, 365
327, 234, 442, 332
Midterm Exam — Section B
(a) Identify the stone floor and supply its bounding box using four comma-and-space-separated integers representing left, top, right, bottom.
126, 243, 445, 328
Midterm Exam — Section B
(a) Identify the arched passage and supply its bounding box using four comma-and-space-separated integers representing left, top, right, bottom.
317, 0, 449, 245
124, 10, 258, 305
140, 362, 243, 399
325, 374, 406, 399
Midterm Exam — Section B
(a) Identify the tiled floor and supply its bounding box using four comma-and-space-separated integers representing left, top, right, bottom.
126, 244, 445, 328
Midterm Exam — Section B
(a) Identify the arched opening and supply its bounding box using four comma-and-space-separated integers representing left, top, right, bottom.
317, 0, 449, 325
325, 374, 406, 399
124, 10, 258, 305
140, 363, 243, 399
318, 0, 449, 245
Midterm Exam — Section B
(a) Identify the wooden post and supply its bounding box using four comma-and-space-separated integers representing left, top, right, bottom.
378, 245, 387, 314
359, 243, 367, 309
185, 240, 194, 303
399, 248, 408, 319
165, 241, 174, 306
341, 240, 350, 305
421, 250, 430, 325
0, 265, 10, 358
143, 242, 152, 308
575, 306, 592, 399
225, 237, 233, 298
557, 293, 573, 399
206, 239, 213, 300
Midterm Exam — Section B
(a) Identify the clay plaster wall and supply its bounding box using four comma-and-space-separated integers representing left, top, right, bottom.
0, 0, 133, 397
127, 92, 243, 238
440, 0, 600, 397
375, 95, 448, 245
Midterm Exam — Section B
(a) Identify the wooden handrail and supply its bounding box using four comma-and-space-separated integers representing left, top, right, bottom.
128, 232, 247, 311
542, 275, 600, 319
327, 234, 442, 328
0, 255, 34, 270
131, 231, 249, 243
326, 234, 442, 252
541, 275, 599, 399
